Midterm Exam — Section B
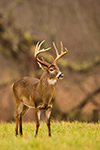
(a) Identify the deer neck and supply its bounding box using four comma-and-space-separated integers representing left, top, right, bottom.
38, 71, 57, 91
35, 71, 56, 108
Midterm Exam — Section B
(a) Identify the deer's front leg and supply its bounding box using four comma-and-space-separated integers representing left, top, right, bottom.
35, 108, 41, 137
46, 107, 52, 137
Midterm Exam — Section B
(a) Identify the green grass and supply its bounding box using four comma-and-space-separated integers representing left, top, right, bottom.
0, 121, 100, 150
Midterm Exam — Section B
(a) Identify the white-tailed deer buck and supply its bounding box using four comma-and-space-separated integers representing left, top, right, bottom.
12, 40, 68, 137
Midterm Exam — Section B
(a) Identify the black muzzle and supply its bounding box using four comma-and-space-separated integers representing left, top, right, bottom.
58, 73, 64, 79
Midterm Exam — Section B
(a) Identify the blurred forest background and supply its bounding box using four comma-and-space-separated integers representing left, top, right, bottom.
0, 0, 100, 122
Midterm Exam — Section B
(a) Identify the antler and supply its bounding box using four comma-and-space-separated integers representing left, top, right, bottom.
52, 41, 68, 63
34, 40, 51, 66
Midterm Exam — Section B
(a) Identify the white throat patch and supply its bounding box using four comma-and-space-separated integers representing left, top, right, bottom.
48, 79, 57, 85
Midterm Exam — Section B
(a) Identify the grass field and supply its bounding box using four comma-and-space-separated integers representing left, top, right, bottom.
0, 121, 100, 150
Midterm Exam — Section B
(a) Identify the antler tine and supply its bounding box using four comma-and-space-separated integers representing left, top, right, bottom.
34, 41, 40, 57
35, 40, 45, 57
64, 47, 68, 54
52, 42, 59, 57
60, 41, 63, 54
53, 41, 68, 62
60, 41, 68, 56
34, 40, 51, 67
37, 40, 45, 53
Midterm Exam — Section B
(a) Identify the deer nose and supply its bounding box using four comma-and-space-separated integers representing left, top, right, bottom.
59, 73, 64, 79
57, 72, 64, 79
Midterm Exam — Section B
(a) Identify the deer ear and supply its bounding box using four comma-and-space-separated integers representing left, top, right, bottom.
37, 62, 48, 70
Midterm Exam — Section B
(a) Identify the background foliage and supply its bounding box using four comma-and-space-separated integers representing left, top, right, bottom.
0, 0, 100, 122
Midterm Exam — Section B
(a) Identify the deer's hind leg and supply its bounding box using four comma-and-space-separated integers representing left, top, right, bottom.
15, 102, 22, 136
15, 103, 29, 136
19, 105, 29, 136
15, 109, 19, 136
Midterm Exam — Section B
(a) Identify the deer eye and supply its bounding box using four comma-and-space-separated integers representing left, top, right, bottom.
50, 68, 54, 72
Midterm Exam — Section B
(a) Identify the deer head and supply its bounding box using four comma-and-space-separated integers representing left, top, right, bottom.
34, 40, 68, 83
